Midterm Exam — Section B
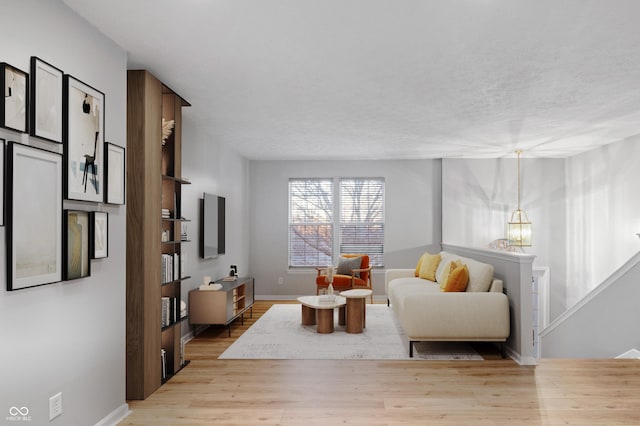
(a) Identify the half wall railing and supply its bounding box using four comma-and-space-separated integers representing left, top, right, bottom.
540, 250, 640, 358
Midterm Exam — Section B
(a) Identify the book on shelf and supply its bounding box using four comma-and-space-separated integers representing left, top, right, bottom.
173, 253, 179, 281
162, 253, 182, 283
161, 297, 171, 327
161, 296, 180, 327
161, 348, 167, 380
222, 276, 237, 282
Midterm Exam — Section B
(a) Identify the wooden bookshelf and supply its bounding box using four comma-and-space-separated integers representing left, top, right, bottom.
126, 70, 191, 400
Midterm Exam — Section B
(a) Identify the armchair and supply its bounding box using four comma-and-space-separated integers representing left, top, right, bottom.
316, 254, 373, 303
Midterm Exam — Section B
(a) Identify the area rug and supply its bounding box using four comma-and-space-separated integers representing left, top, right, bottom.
219, 304, 483, 360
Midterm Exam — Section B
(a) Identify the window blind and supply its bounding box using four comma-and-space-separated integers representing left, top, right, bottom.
339, 178, 385, 267
288, 179, 333, 267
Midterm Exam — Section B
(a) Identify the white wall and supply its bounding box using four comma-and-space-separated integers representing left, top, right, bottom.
180, 112, 251, 334
248, 160, 442, 298
442, 158, 567, 320
0, 1, 127, 424
565, 137, 640, 308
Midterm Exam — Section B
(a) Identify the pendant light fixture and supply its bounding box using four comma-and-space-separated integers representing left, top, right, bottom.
508, 150, 532, 246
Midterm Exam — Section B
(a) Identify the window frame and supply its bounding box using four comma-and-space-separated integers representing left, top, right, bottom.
288, 177, 385, 269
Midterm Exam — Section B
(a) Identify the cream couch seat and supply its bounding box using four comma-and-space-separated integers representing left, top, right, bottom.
385, 251, 510, 357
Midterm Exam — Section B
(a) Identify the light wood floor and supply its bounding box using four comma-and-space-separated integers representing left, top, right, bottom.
120, 301, 640, 425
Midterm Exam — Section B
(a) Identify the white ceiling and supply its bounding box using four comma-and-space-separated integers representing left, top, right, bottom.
63, 0, 640, 160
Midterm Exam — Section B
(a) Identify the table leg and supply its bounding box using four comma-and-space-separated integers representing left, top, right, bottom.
362, 299, 366, 328
338, 306, 346, 326
316, 309, 334, 333
301, 305, 316, 326
346, 298, 364, 334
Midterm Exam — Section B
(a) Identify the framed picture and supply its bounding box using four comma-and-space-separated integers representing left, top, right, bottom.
1, 63, 28, 133
91, 211, 108, 259
0, 139, 4, 226
63, 210, 91, 280
7, 142, 63, 291
29, 57, 63, 143
63, 75, 105, 203
105, 142, 125, 205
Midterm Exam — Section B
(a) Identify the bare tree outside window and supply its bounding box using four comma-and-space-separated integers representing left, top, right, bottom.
288, 179, 333, 267
340, 178, 385, 267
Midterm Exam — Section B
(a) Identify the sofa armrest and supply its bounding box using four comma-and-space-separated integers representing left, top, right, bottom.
401, 292, 510, 340
489, 279, 503, 293
385, 269, 415, 294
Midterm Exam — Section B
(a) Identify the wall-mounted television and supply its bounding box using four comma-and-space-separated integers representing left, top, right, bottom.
200, 192, 226, 259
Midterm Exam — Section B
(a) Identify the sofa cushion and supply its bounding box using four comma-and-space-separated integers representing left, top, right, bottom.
435, 252, 457, 283
437, 260, 456, 291
463, 257, 494, 292
388, 277, 440, 312
414, 253, 427, 277
337, 255, 361, 277
444, 263, 469, 292
418, 253, 441, 281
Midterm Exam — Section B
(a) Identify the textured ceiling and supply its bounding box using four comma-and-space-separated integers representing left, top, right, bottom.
63, 0, 640, 160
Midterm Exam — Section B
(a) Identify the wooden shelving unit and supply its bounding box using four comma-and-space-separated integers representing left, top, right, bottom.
126, 70, 191, 400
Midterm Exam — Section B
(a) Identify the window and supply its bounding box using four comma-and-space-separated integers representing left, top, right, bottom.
340, 178, 385, 267
288, 177, 385, 268
288, 179, 333, 267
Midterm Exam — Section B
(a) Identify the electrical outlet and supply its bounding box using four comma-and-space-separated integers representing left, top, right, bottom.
277, 277, 284, 285
49, 392, 62, 421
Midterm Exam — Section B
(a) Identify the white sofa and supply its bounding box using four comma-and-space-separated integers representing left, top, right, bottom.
385, 251, 510, 357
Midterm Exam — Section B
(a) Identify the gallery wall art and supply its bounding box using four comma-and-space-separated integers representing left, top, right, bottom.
7, 142, 63, 291
1, 63, 28, 133
63, 75, 105, 203
63, 210, 91, 280
91, 211, 108, 259
0, 139, 4, 226
29, 57, 63, 143
105, 142, 125, 205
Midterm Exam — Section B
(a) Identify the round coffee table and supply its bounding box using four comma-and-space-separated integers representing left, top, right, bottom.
297, 295, 346, 334
340, 289, 373, 334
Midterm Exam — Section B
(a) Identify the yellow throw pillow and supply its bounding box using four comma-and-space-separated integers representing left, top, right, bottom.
418, 253, 441, 281
438, 261, 456, 291
444, 263, 469, 292
415, 253, 428, 277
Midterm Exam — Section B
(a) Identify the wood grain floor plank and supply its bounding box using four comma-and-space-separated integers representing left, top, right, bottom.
119, 301, 640, 425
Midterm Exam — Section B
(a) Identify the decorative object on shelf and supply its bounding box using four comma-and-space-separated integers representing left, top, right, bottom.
199, 282, 222, 291
105, 142, 125, 205
229, 264, 238, 277
63, 210, 91, 280
508, 150, 532, 246
29, 57, 63, 143
1, 62, 28, 133
7, 142, 63, 290
91, 211, 108, 259
63, 74, 105, 203
488, 238, 523, 253
161, 117, 174, 146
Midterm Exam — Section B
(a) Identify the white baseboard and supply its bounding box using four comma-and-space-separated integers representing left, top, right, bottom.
506, 346, 537, 366
94, 403, 130, 426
